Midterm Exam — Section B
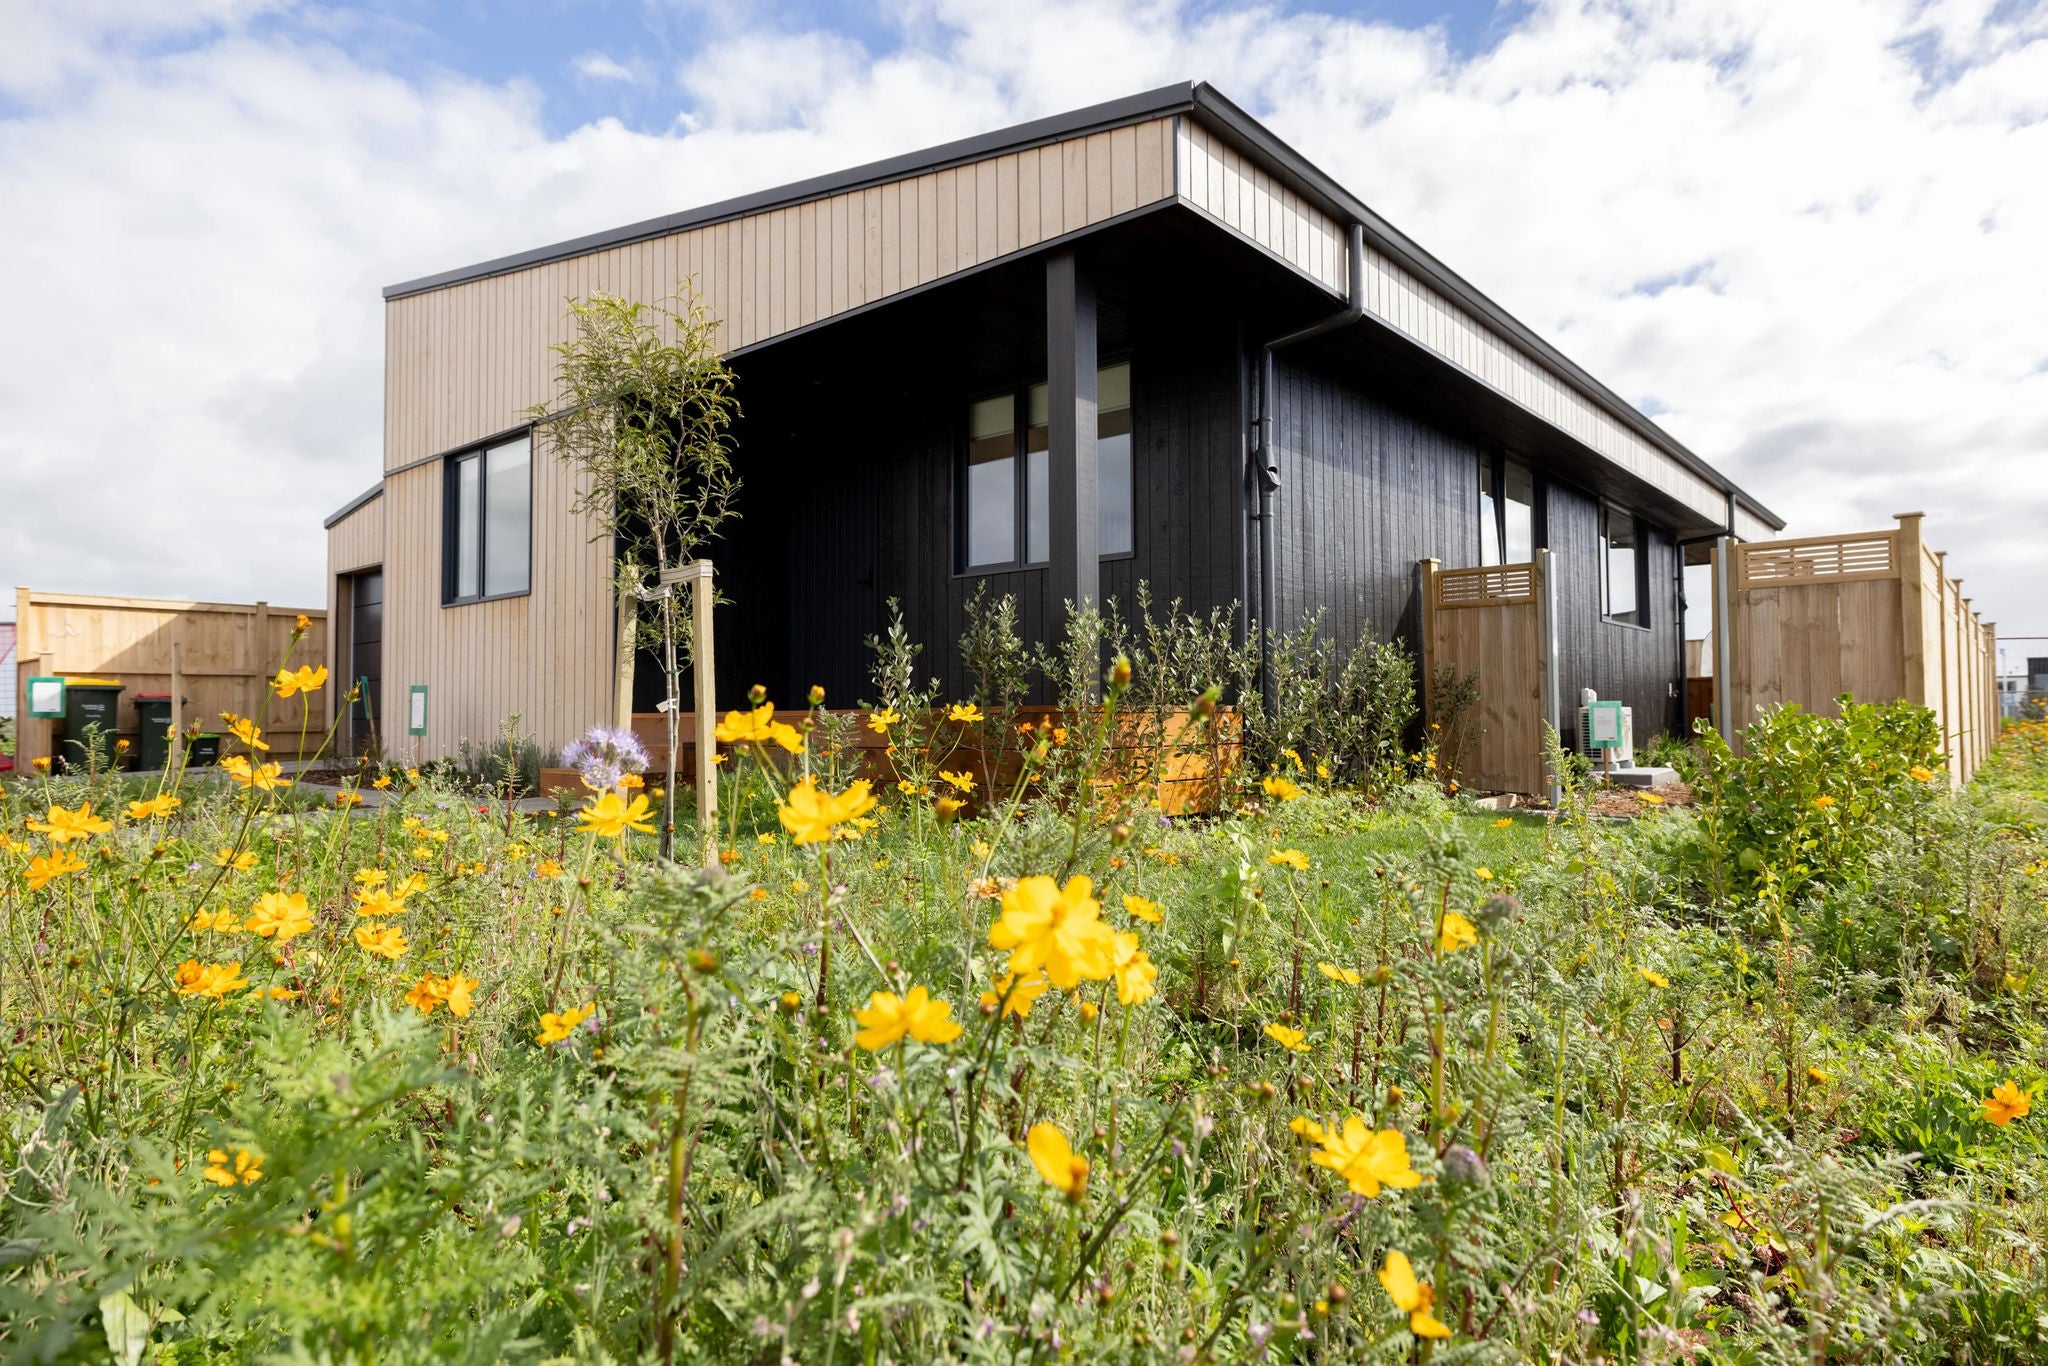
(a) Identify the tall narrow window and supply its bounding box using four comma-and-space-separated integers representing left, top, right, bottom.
960, 362, 1134, 571
1477, 454, 1501, 566
444, 434, 532, 603
1097, 363, 1134, 556
1502, 461, 1534, 564
965, 396, 1016, 568
1601, 506, 1644, 626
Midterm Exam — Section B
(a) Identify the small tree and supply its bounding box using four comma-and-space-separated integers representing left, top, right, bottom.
529, 287, 740, 858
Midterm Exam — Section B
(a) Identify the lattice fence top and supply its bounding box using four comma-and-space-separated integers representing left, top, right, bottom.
1738, 534, 1896, 588
1435, 562, 1537, 608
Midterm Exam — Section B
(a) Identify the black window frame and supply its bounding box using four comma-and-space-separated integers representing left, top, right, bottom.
441, 430, 534, 606
956, 359, 1135, 574
1599, 504, 1650, 630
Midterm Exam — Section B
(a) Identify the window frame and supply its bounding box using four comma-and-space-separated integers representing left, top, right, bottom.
956, 359, 1135, 574
441, 431, 534, 606
1599, 503, 1650, 630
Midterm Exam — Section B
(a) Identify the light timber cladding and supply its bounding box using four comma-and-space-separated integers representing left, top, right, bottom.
1172, 118, 1733, 529
1420, 556, 1552, 795
382, 118, 1178, 471
327, 489, 384, 574
376, 457, 612, 759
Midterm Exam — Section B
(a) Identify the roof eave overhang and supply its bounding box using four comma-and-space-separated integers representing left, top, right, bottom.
323, 481, 384, 529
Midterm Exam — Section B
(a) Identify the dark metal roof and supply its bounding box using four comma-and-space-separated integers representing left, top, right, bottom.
323, 480, 384, 529
381, 79, 1779, 530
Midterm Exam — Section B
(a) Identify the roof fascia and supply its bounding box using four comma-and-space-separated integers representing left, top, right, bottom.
323, 481, 384, 529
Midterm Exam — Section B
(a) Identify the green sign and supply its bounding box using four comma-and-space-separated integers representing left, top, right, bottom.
25, 676, 66, 719
1585, 699, 1626, 750
408, 685, 429, 737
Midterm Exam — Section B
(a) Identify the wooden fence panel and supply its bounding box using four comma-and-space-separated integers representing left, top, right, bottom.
12, 589, 326, 766
1420, 557, 1550, 794
1722, 514, 1997, 782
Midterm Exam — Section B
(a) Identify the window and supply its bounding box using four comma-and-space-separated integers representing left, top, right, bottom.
444, 434, 531, 603
1477, 454, 1536, 567
1601, 506, 1645, 627
960, 363, 1133, 570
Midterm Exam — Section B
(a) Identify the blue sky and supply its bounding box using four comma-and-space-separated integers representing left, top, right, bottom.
1, 0, 2044, 643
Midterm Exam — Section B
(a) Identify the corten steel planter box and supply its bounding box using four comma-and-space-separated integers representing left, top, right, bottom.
543, 708, 1240, 815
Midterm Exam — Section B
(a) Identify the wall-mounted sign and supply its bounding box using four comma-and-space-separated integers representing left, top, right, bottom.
26, 676, 66, 719
408, 685, 429, 737
1586, 699, 1626, 749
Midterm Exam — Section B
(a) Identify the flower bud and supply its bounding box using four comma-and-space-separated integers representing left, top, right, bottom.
689, 948, 719, 974
808, 684, 826, 706
1110, 656, 1132, 688
748, 683, 768, 705
1440, 1143, 1491, 1192
1111, 822, 1132, 846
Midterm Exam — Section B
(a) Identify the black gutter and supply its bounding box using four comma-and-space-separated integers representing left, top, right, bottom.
323, 481, 384, 529
1184, 83, 1781, 534
382, 82, 1200, 300
1252, 221, 1366, 712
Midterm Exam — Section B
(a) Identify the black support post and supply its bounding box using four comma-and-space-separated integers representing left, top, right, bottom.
1045, 248, 1099, 621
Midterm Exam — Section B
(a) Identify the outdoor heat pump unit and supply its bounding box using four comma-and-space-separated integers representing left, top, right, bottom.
1577, 705, 1635, 768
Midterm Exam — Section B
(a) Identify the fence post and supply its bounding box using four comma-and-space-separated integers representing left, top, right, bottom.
1713, 537, 1736, 744
1417, 559, 1440, 732
1894, 512, 1927, 709
688, 560, 719, 869
170, 641, 185, 775
1537, 548, 1561, 807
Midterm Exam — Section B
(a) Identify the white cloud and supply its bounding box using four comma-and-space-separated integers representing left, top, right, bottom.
572, 52, 642, 85
1, 0, 2043, 648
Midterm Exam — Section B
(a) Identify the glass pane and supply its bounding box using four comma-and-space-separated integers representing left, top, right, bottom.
1026, 448, 1050, 564
454, 455, 480, 600
1604, 510, 1639, 622
1503, 460, 1534, 563
484, 437, 531, 596
967, 455, 1015, 566
1098, 407, 1133, 555
1477, 454, 1500, 567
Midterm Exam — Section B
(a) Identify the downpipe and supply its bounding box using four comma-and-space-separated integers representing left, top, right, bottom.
1252, 221, 1366, 715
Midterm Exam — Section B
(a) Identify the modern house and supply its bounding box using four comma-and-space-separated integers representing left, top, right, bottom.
324, 81, 1782, 770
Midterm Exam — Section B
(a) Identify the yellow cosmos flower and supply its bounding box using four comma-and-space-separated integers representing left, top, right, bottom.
126, 794, 182, 820
223, 716, 269, 752
173, 959, 249, 999
935, 795, 967, 821
1637, 966, 1670, 989
980, 969, 1051, 1018
852, 985, 964, 1050
220, 755, 291, 790
939, 769, 977, 793
1264, 1023, 1310, 1052
188, 907, 243, 934
1909, 765, 1937, 782
1123, 894, 1163, 924
714, 703, 803, 754
392, 873, 428, 899
1311, 1117, 1423, 1198
1813, 795, 1836, 809
371, 775, 393, 790
353, 923, 409, 960
1110, 931, 1158, 1006
32, 755, 52, 771
203, 1148, 264, 1187
1317, 961, 1362, 986
535, 1001, 595, 1045
1983, 1080, 2032, 1126
1806, 1066, 1830, 1084
293, 612, 311, 631
1026, 1121, 1088, 1201
1438, 912, 1479, 954
1262, 775, 1304, 802
246, 891, 314, 943
989, 875, 1117, 990
1378, 1250, 1452, 1339
866, 708, 900, 733
215, 848, 259, 873
777, 776, 878, 845
1474, 866, 1494, 881
334, 791, 364, 808
947, 703, 984, 724
404, 971, 479, 1017
353, 867, 387, 886
271, 664, 329, 698
1490, 816, 1513, 829
577, 790, 657, 840
1267, 848, 1310, 872
28, 802, 114, 843
403, 976, 443, 1013
25, 850, 89, 890
1636, 791, 1665, 806
353, 887, 408, 918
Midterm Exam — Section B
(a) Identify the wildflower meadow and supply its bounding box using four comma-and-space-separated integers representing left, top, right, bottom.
3, 613, 2046, 1365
